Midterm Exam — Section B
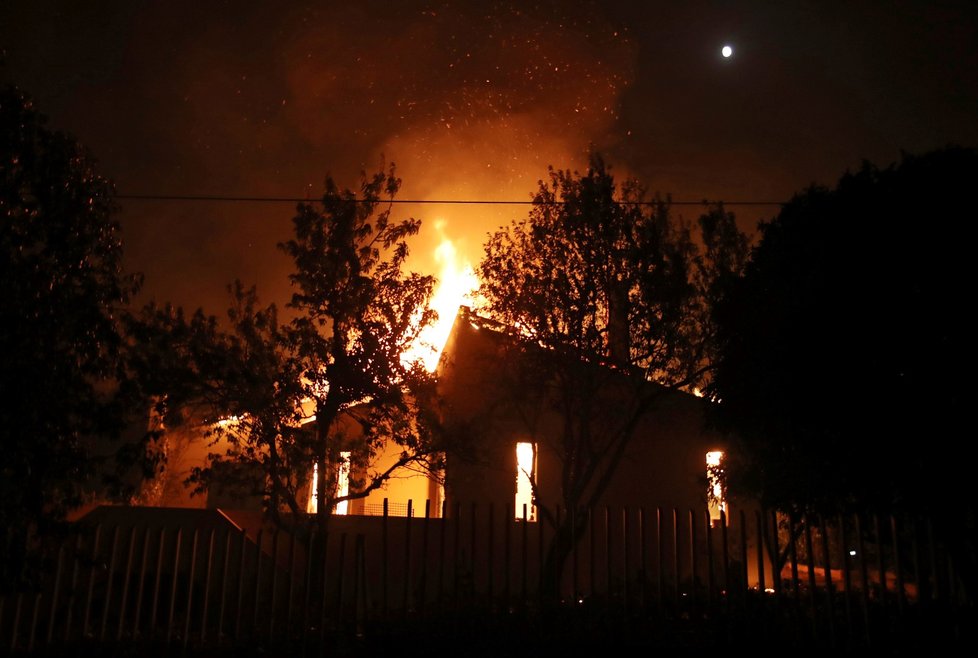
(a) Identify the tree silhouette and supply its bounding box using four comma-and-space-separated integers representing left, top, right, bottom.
0, 86, 142, 583
708, 147, 978, 595
134, 166, 444, 528
280, 166, 441, 526
477, 155, 748, 595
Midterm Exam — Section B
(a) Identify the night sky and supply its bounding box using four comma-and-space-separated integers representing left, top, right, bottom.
3, 0, 977, 317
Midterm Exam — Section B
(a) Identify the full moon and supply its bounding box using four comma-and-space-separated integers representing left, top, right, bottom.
721, 45, 733, 58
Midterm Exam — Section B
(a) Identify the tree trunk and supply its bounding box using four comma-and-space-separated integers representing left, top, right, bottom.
607, 279, 630, 364
540, 510, 588, 604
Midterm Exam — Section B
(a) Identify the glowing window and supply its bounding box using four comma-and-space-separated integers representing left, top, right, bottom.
334, 452, 351, 515
515, 442, 537, 522
306, 451, 352, 515
306, 462, 319, 514
706, 450, 726, 525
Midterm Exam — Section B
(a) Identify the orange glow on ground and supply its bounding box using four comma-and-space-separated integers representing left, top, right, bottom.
403, 220, 480, 371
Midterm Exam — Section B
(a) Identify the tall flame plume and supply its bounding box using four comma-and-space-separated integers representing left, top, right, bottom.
403, 220, 479, 372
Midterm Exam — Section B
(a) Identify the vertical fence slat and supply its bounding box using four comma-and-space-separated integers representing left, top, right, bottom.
755, 510, 766, 595
200, 528, 216, 644
352, 532, 365, 636
755, 510, 767, 640
132, 525, 152, 639
589, 508, 596, 601
10, 592, 23, 653
319, 529, 330, 648
874, 515, 887, 612
672, 508, 680, 612
718, 509, 728, 612
856, 513, 872, 648
453, 502, 461, 612
605, 507, 612, 601
183, 528, 200, 650
216, 528, 231, 642
486, 503, 494, 606
910, 516, 923, 604
770, 509, 781, 599
218, 528, 232, 642
819, 515, 835, 647
45, 543, 66, 646
300, 527, 316, 651
99, 525, 121, 641
252, 529, 264, 640
438, 501, 447, 611
116, 525, 138, 642
149, 527, 166, 641
335, 533, 347, 623
788, 515, 800, 609
382, 499, 389, 617
404, 499, 413, 614
891, 515, 905, 614
705, 511, 714, 610
656, 507, 663, 613
64, 533, 83, 642
503, 502, 510, 609
738, 510, 748, 613
353, 533, 367, 637
420, 500, 431, 616
622, 507, 629, 619
567, 507, 581, 601
947, 546, 959, 635
470, 503, 478, 600
82, 524, 102, 640
27, 592, 41, 653
521, 504, 528, 606
268, 529, 279, 640
639, 507, 647, 612
803, 515, 817, 638
285, 526, 296, 638
234, 527, 247, 641
839, 513, 853, 637
927, 517, 940, 604
689, 509, 697, 616
165, 528, 183, 644
538, 504, 545, 598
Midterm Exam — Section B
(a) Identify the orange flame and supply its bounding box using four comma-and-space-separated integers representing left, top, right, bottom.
403, 220, 479, 371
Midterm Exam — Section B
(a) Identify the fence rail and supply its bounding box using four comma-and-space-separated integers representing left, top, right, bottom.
1, 502, 974, 654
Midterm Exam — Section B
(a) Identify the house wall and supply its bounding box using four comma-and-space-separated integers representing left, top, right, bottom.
432, 308, 779, 589
351, 443, 443, 517
437, 308, 728, 520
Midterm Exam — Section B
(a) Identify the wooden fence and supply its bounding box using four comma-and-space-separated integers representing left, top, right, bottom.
1, 502, 974, 655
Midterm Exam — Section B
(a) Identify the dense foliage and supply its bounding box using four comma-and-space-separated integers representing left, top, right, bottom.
134, 167, 444, 526
0, 86, 142, 582
708, 147, 978, 597
709, 147, 976, 516
477, 155, 748, 593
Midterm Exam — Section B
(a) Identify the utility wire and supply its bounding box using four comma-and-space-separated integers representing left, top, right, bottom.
117, 193, 785, 206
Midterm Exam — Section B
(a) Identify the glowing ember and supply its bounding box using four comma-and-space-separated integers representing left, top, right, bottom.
403, 220, 479, 371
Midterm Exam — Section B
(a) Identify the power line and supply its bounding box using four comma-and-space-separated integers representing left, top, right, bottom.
117, 193, 786, 207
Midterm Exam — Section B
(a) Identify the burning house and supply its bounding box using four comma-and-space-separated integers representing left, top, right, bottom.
121, 305, 727, 527
435, 306, 728, 523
